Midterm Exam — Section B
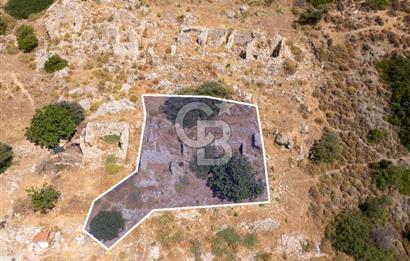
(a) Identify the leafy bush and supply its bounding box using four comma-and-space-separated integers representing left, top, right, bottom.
369, 160, 410, 196
212, 226, 241, 259
26, 183, 60, 213
368, 0, 389, 10
368, 129, 388, 144
103, 134, 121, 144
298, 9, 323, 25
5, 0, 54, 19
377, 55, 410, 150
25, 102, 84, 148
308, 0, 333, 7
175, 81, 233, 99
16, 25, 38, 52
0, 142, 13, 174
359, 196, 391, 224
163, 96, 220, 128
326, 209, 396, 261
44, 54, 68, 73
89, 210, 125, 241
206, 154, 264, 202
0, 16, 7, 35
309, 132, 341, 164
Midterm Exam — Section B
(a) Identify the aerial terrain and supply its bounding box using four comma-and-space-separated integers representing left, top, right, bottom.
0, 0, 409, 260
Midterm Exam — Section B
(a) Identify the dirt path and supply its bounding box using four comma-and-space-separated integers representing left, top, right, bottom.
11, 73, 35, 111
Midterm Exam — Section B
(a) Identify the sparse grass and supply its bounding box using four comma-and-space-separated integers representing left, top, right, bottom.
190, 239, 202, 260
212, 226, 241, 260
243, 232, 257, 248
283, 58, 298, 75
103, 134, 120, 144
105, 155, 123, 175
89, 101, 102, 112
152, 213, 184, 247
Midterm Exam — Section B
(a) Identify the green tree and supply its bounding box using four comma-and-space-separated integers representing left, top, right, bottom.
206, 154, 264, 202
44, 54, 68, 73
377, 55, 410, 150
26, 183, 60, 213
0, 142, 13, 174
326, 210, 396, 261
6, 0, 54, 19
89, 210, 125, 241
309, 131, 341, 164
16, 25, 38, 52
164, 97, 220, 128
0, 16, 7, 35
25, 102, 84, 148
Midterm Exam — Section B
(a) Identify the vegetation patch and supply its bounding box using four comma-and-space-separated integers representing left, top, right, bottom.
0, 16, 7, 35
377, 55, 410, 150
105, 155, 123, 175
5, 0, 54, 19
26, 183, 60, 213
25, 102, 84, 148
309, 131, 342, 164
326, 197, 396, 261
44, 54, 68, 73
89, 210, 125, 241
298, 8, 324, 25
103, 134, 121, 144
308, 0, 333, 7
0, 142, 13, 174
243, 232, 257, 248
367, 0, 389, 10
16, 25, 38, 52
368, 128, 388, 144
206, 154, 264, 202
175, 81, 233, 99
164, 96, 220, 129
369, 160, 410, 196
212, 226, 241, 260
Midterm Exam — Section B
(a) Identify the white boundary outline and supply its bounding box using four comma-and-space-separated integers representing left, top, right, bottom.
82, 94, 271, 250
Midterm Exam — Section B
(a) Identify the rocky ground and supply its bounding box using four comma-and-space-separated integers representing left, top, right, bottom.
0, 0, 409, 260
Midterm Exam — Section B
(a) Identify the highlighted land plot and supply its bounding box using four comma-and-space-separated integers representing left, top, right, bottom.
83, 95, 269, 249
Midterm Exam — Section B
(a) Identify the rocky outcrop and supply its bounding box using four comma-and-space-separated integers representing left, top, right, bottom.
90, 99, 136, 119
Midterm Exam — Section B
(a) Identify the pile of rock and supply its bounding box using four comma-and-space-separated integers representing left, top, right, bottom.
73, 122, 130, 161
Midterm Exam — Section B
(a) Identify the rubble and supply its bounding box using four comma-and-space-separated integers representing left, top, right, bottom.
74, 122, 130, 160
275, 131, 294, 149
